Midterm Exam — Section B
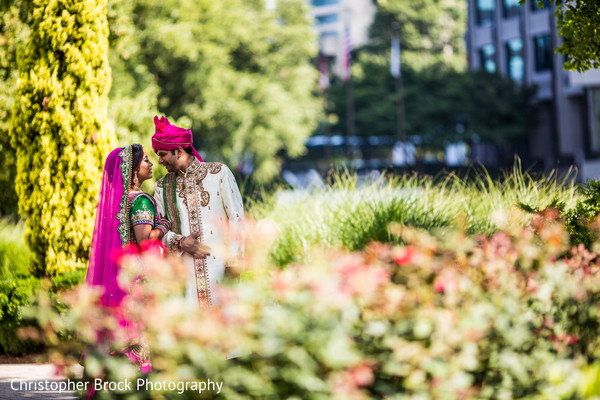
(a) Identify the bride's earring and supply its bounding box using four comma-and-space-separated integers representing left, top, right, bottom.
133, 174, 140, 189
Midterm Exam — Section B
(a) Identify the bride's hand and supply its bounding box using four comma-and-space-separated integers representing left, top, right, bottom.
149, 228, 164, 240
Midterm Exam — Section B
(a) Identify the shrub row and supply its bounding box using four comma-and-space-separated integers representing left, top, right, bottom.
26, 213, 600, 399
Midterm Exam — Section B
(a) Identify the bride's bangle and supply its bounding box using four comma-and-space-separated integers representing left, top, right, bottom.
155, 224, 168, 238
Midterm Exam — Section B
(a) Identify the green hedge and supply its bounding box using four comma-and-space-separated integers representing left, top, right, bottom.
0, 277, 41, 354
0, 219, 85, 354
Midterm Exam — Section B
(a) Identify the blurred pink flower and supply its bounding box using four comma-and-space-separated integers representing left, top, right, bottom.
526, 276, 539, 293
140, 239, 165, 257
393, 246, 417, 265
331, 361, 375, 399
271, 272, 294, 295
348, 362, 375, 387
565, 334, 579, 345
433, 270, 458, 293
337, 257, 361, 281
336, 257, 390, 298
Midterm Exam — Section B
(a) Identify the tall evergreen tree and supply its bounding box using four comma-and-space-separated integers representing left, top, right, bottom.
10, 0, 115, 275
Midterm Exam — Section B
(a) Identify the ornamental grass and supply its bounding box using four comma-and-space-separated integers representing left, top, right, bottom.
249, 163, 580, 266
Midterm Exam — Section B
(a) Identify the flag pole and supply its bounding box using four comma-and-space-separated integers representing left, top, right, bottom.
318, 52, 332, 168
391, 21, 407, 167
343, 25, 356, 164
346, 77, 355, 160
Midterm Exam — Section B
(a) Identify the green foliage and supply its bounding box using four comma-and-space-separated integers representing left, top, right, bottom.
563, 180, 600, 249
520, 0, 600, 72
0, 218, 31, 277
0, 276, 41, 354
10, 0, 116, 275
519, 179, 600, 250
556, 179, 600, 250
125, 0, 321, 181
106, 0, 161, 147
0, 3, 27, 216
0, 219, 37, 354
0, 219, 85, 354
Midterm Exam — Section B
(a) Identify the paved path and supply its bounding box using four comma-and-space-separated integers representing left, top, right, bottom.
0, 364, 83, 400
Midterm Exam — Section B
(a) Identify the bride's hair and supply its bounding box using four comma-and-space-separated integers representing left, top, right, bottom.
131, 144, 144, 173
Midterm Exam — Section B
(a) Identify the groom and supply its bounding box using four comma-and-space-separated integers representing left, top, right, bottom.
151, 116, 244, 307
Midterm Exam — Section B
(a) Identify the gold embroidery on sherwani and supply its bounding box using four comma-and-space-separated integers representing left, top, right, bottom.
164, 173, 181, 234
208, 163, 222, 174
200, 191, 210, 207
174, 160, 224, 306
177, 177, 187, 208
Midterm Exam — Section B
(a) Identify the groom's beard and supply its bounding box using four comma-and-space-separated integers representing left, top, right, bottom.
161, 163, 174, 173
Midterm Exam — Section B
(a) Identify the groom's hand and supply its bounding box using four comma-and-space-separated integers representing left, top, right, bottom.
182, 232, 211, 258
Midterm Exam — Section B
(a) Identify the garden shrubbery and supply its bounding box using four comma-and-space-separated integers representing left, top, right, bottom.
0, 166, 586, 358
0, 219, 39, 354
7, 169, 600, 398
25, 210, 600, 399
0, 219, 86, 354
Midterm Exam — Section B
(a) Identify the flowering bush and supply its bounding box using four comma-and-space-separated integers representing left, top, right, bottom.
23, 213, 600, 399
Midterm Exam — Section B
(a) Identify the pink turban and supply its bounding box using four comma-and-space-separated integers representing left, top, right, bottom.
151, 115, 204, 162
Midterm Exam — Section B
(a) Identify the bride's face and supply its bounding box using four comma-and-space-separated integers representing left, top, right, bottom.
137, 151, 153, 183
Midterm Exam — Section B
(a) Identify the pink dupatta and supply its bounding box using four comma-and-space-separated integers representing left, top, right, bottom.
86, 146, 133, 306
84, 146, 152, 382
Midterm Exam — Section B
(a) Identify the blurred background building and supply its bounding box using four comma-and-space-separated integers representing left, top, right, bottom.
309, 0, 375, 77
467, 0, 600, 180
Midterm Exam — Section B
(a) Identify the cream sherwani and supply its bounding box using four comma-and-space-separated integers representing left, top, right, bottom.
154, 159, 244, 306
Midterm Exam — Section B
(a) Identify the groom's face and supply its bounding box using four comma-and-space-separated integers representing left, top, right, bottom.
156, 149, 178, 173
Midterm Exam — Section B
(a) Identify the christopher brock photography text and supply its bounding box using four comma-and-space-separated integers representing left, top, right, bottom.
10, 378, 224, 394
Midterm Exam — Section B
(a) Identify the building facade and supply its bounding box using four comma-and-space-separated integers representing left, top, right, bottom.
467, 0, 600, 180
308, 0, 375, 77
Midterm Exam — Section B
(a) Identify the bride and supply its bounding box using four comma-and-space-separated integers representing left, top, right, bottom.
85, 144, 170, 373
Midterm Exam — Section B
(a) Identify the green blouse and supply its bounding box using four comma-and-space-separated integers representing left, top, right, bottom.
130, 194, 156, 227
128, 193, 157, 244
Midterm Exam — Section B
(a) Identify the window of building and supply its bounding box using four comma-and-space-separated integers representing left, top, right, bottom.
534, 34, 552, 71
531, 0, 550, 11
479, 44, 497, 73
589, 89, 600, 155
311, 0, 340, 6
503, 0, 520, 18
476, 0, 494, 26
320, 31, 338, 38
315, 14, 338, 25
506, 38, 524, 80
595, 89, 600, 153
